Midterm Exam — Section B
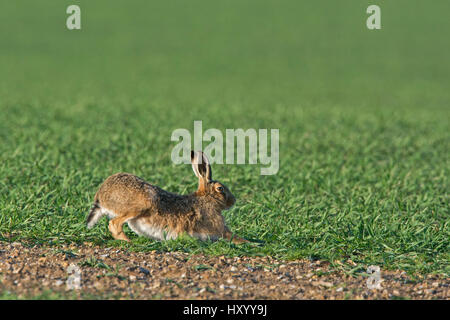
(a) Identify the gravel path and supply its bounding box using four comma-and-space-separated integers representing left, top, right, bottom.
0, 242, 448, 299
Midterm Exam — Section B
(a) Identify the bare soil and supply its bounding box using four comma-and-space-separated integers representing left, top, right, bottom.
0, 242, 448, 299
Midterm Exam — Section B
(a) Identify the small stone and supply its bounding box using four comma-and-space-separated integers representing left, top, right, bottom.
12, 265, 23, 274
54, 280, 64, 286
139, 267, 150, 275
312, 281, 333, 288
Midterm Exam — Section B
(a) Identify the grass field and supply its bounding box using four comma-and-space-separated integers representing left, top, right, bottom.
0, 0, 449, 277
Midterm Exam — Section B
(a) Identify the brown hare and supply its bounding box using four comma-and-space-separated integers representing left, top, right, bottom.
86, 150, 248, 244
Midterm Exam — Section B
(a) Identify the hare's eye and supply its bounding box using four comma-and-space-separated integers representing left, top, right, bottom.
217, 186, 224, 192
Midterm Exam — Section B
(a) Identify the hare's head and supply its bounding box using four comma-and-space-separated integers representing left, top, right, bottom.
191, 150, 235, 210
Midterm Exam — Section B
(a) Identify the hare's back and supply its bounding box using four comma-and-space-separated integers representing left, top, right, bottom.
96, 173, 157, 209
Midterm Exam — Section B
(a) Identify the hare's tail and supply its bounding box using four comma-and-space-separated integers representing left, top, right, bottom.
86, 200, 101, 228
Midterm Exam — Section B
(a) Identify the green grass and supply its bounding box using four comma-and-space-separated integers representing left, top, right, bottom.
0, 0, 449, 276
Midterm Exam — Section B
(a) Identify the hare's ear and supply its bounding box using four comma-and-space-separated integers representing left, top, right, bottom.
191, 150, 212, 182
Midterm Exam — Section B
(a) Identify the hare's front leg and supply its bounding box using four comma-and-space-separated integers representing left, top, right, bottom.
223, 227, 249, 244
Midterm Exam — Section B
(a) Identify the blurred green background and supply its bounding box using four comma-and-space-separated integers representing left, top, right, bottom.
0, 1, 448, 275
2, 0, 449, 106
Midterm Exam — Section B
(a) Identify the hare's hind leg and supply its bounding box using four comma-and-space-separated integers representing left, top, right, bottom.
109, 212, 137, 242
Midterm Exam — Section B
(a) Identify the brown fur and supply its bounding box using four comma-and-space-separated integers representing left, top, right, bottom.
87, 151, 248, 244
